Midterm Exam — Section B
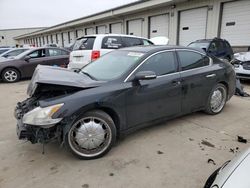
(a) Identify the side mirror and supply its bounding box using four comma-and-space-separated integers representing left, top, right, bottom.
134, 71, 157, 81
24, 56, 31, 62
202, 48, 207, 52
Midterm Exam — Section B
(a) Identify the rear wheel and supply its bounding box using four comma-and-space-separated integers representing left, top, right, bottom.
65, 110, 116, 159
205, 83, 227, 115
1, 68, 20, 83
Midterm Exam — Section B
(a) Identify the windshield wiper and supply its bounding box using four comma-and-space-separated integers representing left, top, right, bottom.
81, 71, 97, 80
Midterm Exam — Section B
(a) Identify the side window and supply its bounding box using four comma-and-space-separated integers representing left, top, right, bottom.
4, 49, 26, 57
73, 37, 95, 50
48, 49, 64, 56
28, 49, 46, 58
101, 36, 122, 49
142, 39, 154, 45
209, 42, 218, 52
122, 37, 143, 47
217, 41, 224, 51
136, 51, 176, 76
61, 49, 69, 55
178, 51, 210, 71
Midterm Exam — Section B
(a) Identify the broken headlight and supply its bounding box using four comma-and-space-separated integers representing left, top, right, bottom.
23, 103, 64, 128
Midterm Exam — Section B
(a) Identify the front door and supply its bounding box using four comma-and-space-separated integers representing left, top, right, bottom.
125, 51, 182, 128
21, 49, 46, 77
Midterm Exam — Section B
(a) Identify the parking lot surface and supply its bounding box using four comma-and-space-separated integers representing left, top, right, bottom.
0, 81, 250, 188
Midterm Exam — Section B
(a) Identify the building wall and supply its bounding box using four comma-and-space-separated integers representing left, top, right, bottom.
15, 0, 249, 51
0, 28, 46, 47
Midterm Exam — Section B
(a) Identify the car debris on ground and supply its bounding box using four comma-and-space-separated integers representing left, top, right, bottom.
235, 78, 250, 97
237, 136, 248, 144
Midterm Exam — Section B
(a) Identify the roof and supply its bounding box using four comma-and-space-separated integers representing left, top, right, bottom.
119, 45, 206, 54
191, 38, 227, 43
76, 33, 149, 40
14, 0, 187, 39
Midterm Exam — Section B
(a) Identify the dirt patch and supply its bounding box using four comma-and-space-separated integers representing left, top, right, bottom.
201, 140, 215, 148
111, 159, 139, 171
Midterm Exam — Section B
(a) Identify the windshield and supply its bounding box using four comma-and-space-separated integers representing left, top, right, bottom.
80, 50, 144, 81
188, 42, 209, 50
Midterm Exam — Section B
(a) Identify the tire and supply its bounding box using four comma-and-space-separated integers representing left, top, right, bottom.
1, 68, 20, 83
203, 167, 220, 188
65, 110, 116, 159
205, 83, 227, 115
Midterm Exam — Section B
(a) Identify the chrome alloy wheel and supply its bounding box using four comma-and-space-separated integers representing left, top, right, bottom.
4, 70, 18, 82
68, 117, 112, 157
210, 86, 227, 113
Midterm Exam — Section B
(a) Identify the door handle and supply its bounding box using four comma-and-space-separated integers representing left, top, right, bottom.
172, 80, 181, 86
206, 74, 216, 78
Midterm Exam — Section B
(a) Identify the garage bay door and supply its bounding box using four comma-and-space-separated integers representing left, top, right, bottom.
149, 14, 169, 38
220, 0, 250, 46
110, 22, 122, 34
97, 25, 107, 34
76, 29, 84, 38
127, 19, 143, 36
63, 32, 69, 46
85, 27, 95, 35
179, 7, 208, 46
57, 33, 63, 47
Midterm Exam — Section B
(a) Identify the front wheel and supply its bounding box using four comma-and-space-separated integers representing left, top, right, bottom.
1, 68, 20, 83
65, 110, 116, 159
205, 83, 227, 115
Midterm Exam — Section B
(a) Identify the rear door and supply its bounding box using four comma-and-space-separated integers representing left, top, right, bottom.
45, 48, 70, 67
125, 51, 182, 127
20, 49, 47, 77
177, 50, 216, 113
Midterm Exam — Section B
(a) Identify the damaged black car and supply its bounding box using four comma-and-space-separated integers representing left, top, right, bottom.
15, 46, 236, 159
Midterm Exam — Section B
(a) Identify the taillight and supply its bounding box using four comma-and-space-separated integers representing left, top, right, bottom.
91, 50, 100, 61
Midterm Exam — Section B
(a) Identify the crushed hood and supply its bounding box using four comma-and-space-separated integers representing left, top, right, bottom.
27, 65, 105, 96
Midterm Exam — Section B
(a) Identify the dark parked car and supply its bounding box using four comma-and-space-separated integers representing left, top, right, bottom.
188, 38, 234, 61
0, 48, 12, 55
15, 46, 236, 159
0, 47, 70, 82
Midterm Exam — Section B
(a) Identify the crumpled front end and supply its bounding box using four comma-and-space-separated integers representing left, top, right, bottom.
14, 97, 63, 144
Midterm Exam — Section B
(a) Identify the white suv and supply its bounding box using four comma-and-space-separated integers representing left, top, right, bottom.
68, 34, 154, 71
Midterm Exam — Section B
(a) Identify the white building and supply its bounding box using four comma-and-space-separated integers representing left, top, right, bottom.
14, 0, 250, 51
0, 27, 46, 47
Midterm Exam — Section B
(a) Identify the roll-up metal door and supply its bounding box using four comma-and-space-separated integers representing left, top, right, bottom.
178, 7, 208, 46
127, 19, 143, 36
97, 25, 107, 34
149, 14, 169, 38
85, 27, 94, 35
110, 23, 122, 34
220, 0, 250, 46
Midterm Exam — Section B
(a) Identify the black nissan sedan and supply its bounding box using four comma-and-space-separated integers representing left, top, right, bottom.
15, 46, 236, 159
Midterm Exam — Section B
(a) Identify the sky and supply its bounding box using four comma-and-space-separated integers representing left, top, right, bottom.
0, 0, 138, 29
